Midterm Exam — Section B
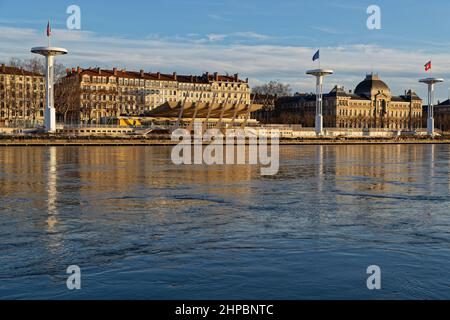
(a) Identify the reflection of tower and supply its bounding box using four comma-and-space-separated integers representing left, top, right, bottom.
430, 144, 435, 179
419, 78, 444, 136
44, 146, 65, 255
47, 147, 58, 230
31, 46, 68, 132
317, 145, 324, 193
306, 69, 333, 136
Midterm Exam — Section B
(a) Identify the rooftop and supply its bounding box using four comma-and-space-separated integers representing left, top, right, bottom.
64, 67, 249, 84
437, 99, 450, 106
0, 64, 43, 77
354, 73, 391, 99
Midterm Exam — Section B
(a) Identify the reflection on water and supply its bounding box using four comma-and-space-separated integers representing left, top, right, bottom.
47, 147, 58, 231
0, 145, 449, 299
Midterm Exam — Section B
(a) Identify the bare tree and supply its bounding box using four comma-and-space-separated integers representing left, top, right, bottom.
8, 57, 22, 68
4, 56, 66, 81
253, 81, 292, 97
55, 77, 80, 124
23, 57, 45, 74
54, 62, 67, 82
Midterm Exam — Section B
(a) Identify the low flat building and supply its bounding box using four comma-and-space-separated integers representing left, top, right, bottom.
271, 73, 423, 130
144, 100, 261, 130
0, 64, 46, 127
55, 67, 252, 124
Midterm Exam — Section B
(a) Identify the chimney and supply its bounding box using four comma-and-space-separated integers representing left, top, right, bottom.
113, 67, 118, 76
234, 73, 239, 81
173, 72, 177, 80
190, 75, 194, 82
214, 72, 219, 81
246, 78, 249, 83
205, 72, 210, 80
157, 72, 161, 80
98, 69, 102, 75
140, 69, 144, 77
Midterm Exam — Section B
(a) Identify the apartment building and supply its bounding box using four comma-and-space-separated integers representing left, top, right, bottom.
0, 64, 45, 126
55, 67, 251, 123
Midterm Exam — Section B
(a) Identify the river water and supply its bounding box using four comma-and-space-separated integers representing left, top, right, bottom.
0, 145, 449, 299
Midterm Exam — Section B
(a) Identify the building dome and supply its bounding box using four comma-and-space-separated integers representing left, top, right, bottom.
354, 73, 391, 98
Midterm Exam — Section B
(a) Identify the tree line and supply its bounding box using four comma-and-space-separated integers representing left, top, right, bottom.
1, 56, 67, 82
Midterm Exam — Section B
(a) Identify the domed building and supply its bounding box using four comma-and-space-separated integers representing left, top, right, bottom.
272, 73, 423, 130
354, 73, 391, 99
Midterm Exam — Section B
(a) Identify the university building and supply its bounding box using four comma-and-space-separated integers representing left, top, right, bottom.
429, 100, 450, 132
55, 67, 252, 124
271, 74, 423, 130
0, 64, 46, 127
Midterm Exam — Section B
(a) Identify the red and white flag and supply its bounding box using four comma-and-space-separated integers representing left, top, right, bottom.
424, 60, 432, 72
46, 20, 51, 37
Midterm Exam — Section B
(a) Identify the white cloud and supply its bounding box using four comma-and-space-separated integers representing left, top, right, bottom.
310, 25, 351, 35
1, 26, 449, 101
207, 14, 228, 21
205, 31, 269, 42
233, 31, 270, 40
206, 34, 228, 42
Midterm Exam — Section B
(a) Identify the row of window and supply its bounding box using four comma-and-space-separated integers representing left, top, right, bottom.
1, 85, 45, 91
79, 91, 250, 102
82, 76, 247, 90
337, 109, 420, 117
0, 110, 43, 117
1, 93, 45, 99
336, 100, 421, 108
1, 101, 44, 108
337, 121, 417, 129
0, 76, 44, 83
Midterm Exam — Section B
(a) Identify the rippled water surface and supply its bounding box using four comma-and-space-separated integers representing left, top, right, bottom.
0, 145, 449, 299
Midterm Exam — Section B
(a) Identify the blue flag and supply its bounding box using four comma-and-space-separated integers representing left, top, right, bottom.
313, 49, 320, 61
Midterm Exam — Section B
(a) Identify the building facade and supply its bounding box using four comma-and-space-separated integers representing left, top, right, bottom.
271, 74, 423, 130
430, 99, 450, 132
55, 67, 251, 124
0, 64, 46, 127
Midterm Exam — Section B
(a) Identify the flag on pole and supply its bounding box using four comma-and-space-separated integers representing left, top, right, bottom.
46, 20, 51, 37
313, 49, 320, 62
424, 60, 432, 72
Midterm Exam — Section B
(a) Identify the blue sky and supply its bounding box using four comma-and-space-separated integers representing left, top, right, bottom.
1, 0, 450, 100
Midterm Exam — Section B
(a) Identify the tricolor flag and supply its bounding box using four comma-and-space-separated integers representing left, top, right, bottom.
313, 49, 320, 62
424, 60, 432, 72
46, 20, 51, 37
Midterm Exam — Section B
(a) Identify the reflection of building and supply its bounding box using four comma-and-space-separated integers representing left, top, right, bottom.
0, 64, 46, 126
55, 67, 252, 124
271, 74, 423, 130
